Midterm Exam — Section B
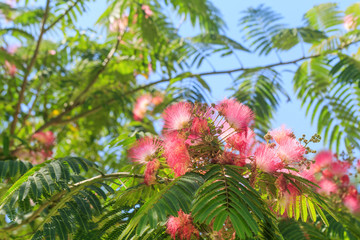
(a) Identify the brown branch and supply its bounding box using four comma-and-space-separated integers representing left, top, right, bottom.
16, 79, 44, 135
9, 0, 51, 137
34, 54, 322, 130
35, 39, 360, 132
0, 172, 143, 232
44, 0, 82, 33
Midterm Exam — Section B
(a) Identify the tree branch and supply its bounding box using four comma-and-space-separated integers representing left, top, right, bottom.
0, 172, 143, 232
9, 0, 51, 137
35, 39, 360, 132
16, 79, 44, 135
44, 0, 82, 33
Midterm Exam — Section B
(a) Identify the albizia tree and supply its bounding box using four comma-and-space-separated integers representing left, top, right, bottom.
2, 99, 360, 239
2, 1, 360, 239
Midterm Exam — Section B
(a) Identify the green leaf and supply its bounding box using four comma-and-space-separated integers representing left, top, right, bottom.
307, 198, 317, 222
2, 134, 9, 156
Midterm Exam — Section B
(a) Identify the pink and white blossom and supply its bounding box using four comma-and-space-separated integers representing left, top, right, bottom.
269, 125, 293, 143
344, 15, 358, 31
276, 137, 305, 164
133, 94, 152, 121
226, 127, 255, 155
163, 102, 192, 132
144, 159, 160, 185
313, 150, 334, 172
32, 131, 55, 147
216, 99, 253, 131
329, 161, 350, 177
141, 5, 153, 18
128, 137, 161, 164
163, 133, 190, 176
318, 178, 338, 195
4, 60, 16, 77
254, 144, 283, 173
343, 195, 360, 213
166, 210, 198, 240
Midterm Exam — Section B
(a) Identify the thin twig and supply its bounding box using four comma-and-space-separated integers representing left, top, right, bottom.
16, 79, 44, 135
44, 0, 82, 33
9, 0, 51, 137
34, 39, 360, 132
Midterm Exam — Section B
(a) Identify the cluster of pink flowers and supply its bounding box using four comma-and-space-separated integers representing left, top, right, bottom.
128, 99, 309, 183
274, 149, 360, 216
109, 4, 152, 34
307, 150, 360, 213
109, 16, 128, 34
14, 131, 56, 164
166, 210, 199, 240
344, 14, 358, 31
141, 5, 153, 18
132, 93, 164, 121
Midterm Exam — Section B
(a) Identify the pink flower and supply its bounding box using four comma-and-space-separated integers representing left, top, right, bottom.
48, 50, 56, 55
128, 137, 161, 164
217, 120, 236, 140
4, 60, 16, 77
144, 159, 160, 185
341, 175, 350, 186
226, 128, 255, 155
166, 210, 198, 240
216, 99, 253, 131
298, 169, 316, 183
109, 17, 128, 33
318, 178, 338, 195
163, 133, 190, 176
343, 195, 360, 213
322, 169, 333, 179
151, 94, 163, 105
13, 149, 32, 160
133, 94, 152, 121
254, 144, 283, 173
348, 185, 358, 197
276, 137, 305, 164
313, 151, 333, 172
32, 131, 55, 147
167, 215, 181, 239
141, 5, 153, 18
40, 149, 53, 159
14, 149, 48, 164
7, 44, 18, 54
329, 161, 350, 177
190, 117, 209, 135
163, 102, 192, 132
344, 15, 358, 31
30, 151, 47, 164
147, 62, 153, 73
269, 125, 293, 143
